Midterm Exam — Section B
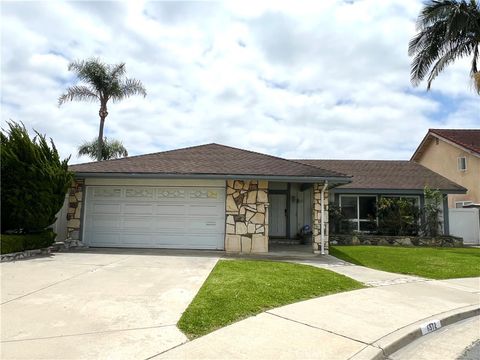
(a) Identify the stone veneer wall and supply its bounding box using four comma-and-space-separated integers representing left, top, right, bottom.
330, 234, 463, 247
225, 180, 269, 253
312, 184, 329, 253
66, 179, 84, 242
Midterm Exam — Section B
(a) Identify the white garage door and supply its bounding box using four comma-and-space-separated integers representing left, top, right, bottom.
83, 186, 225, 249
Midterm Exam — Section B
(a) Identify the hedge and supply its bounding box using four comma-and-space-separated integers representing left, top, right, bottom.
1, 230, 56, 254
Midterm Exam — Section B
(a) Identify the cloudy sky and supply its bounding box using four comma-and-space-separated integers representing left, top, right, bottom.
1, 0, 479, 164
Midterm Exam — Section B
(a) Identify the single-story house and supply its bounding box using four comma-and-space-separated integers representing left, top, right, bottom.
66, 143, 466, 254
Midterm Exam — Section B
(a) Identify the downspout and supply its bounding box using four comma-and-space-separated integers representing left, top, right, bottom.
320, 181, 328, 255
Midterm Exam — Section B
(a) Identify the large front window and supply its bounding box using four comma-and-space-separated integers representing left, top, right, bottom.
339, 195, 377, 232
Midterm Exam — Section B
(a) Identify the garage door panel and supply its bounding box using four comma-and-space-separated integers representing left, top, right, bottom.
153, 218, 188, 231
125, 188, 155, 200
156, 188, 187, 200
123, 217, 155, 231
188, 204, 224, 216
93, 188, 123, 199
187, 218, 223, 232
120, 233, 155, 246
85, 185, 225, 249
85, 232, 120, 245
90, 215, 121, 230
155, 204, 186, 216
123, 203, 154, 215
91, 203, 122, 214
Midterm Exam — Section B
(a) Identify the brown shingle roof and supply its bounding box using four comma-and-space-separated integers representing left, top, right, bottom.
296, 160, 466, 192
412, 129, 480, 161
70, 143, 348, 180
430, 129, 480, 155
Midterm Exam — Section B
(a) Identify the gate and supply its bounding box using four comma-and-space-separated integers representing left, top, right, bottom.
449, 208, 480, 245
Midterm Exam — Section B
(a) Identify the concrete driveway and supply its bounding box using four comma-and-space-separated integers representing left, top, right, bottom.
0, 249, 220, 360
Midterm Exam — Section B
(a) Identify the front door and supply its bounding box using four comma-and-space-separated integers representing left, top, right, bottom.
269, 194, 287, 237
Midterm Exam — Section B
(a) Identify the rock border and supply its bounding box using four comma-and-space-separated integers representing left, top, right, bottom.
1, 247, 51, 262
0, 239, 85, 262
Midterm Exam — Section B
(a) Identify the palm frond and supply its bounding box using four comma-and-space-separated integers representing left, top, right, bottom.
77, 137, 128, 160
111, 78, 147, 102
110, 63, 126, 81
58, 86, 99, 106
409, 0, 480, 91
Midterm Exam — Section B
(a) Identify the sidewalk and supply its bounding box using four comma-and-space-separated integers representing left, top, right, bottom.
153, 272, 480, 360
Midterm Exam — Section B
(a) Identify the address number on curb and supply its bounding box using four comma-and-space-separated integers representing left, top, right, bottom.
420, 320, 442, 335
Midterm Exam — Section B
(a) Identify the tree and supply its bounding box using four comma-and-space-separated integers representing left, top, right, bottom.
78, 137, 128, 160
1, 121, 73, 233
409, 0, 480, 93
59, 58, 146, 160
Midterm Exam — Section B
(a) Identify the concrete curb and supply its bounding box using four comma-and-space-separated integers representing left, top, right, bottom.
350, 304, 480, 360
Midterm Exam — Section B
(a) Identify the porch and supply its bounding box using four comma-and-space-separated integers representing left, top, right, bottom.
267, 181, 329, 254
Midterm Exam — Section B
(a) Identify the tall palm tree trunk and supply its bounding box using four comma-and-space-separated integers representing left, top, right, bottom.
97, 102, 108, 161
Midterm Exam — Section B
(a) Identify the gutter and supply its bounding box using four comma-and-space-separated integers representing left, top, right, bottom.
320, 181, 328, 255
73, 172, 352, 184
328, 188, 467, 195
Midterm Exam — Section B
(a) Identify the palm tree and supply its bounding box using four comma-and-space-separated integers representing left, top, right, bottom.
409, 0, 480, 93
59, 58, 146, 160
78, 137, 128, 161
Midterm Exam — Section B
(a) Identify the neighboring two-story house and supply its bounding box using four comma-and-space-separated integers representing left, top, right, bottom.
411, 129, 480, 208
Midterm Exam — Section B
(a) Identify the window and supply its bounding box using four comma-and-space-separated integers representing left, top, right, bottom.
339, 195, 377, 232
457, 157, 467, 172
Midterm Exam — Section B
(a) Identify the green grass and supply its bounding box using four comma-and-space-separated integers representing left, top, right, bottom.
177, 259, 364, 338
330, 246, 480, 280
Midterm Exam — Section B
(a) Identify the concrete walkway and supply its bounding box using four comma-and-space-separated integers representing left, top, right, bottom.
154, 274, 480, 360
293, 255, 428, 287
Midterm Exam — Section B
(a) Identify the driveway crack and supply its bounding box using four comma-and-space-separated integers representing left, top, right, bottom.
1, 323, 177, 343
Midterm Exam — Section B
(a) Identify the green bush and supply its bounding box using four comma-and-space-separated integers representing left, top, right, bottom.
377, 197, 420, 236
1, 230, 56, 254
329, 203, 355, 235
1, 121, 73, 233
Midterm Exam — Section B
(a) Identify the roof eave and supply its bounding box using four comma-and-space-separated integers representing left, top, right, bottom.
330, 187, 467, 195
412, 131, 480, 161
73, 172, 352, 184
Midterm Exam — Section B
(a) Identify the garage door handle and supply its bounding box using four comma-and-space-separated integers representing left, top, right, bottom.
206, 222, 216, 226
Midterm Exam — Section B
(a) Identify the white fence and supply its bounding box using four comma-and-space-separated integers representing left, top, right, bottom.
449, 208, 480, 245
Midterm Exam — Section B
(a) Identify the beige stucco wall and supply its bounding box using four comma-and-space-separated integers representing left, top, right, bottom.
416, 139, 480, 207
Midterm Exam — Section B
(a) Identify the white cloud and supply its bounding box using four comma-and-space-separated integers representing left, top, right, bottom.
1, 0, 478, 165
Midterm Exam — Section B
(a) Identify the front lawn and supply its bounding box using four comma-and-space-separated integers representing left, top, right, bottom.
178, 259, 363, 338
330, 246, 480, 279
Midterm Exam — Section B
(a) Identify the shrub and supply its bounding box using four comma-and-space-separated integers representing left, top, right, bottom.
1, 230, 56, 254
329, 203, 355, 234
1, 121, 73, 233
377, 197, 420, 236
